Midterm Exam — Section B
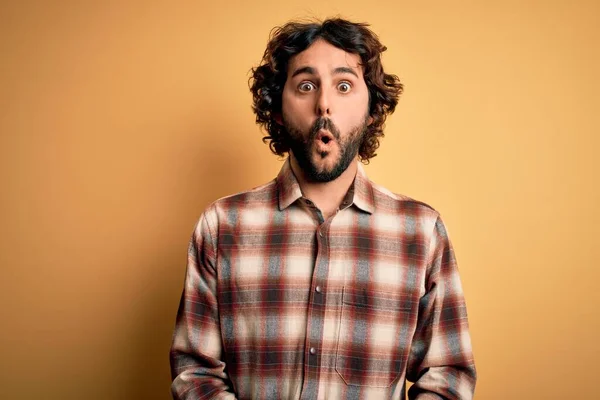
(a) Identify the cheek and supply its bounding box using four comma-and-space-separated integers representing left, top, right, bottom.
281, 87, 293, 113
283, 94, 313, 126
349, 95, 370, 124
338, 102, 367, 131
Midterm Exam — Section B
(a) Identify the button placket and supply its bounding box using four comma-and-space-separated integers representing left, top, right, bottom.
300, 207, 332, 399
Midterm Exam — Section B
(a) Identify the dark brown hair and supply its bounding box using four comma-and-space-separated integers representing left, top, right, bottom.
249, 17, 403, 162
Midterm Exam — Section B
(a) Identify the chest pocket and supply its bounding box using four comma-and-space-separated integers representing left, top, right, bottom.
335, 286, 414, 388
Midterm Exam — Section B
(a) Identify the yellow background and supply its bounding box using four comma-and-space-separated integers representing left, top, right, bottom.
1, 0, 598, 399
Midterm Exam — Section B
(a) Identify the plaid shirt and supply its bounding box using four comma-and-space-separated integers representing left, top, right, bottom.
170, 159, 476, 399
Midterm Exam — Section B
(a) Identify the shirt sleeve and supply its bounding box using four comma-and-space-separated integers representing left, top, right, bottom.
169, 210, 237, 400
406, 215, 477, 399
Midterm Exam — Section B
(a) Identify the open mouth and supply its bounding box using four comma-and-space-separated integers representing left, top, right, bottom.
316, 129, 335, 145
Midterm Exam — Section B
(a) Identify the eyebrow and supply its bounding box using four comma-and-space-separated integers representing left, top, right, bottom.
291, 66, 359, 79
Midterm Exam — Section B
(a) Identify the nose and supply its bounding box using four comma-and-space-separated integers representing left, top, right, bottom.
316, 87, 331, 116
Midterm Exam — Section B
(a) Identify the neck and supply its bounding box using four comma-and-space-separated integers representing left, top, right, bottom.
289, 154, 358, 219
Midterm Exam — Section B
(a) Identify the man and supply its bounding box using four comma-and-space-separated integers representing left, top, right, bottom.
170, 18, 476, 399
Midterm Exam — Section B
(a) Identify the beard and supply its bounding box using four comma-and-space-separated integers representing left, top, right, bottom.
283, 113, 369, 183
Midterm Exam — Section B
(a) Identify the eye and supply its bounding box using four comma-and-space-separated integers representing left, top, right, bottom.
298, 82, 316, 92
338, 81, 352, 93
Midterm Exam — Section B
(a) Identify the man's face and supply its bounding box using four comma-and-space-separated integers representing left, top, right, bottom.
280, 39, 371, 182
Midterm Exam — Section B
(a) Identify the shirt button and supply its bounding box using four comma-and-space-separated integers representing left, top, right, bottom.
309, 347, 316, 355
315, 285, 322, 293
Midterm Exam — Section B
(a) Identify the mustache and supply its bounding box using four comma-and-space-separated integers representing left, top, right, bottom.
308, 118, 341, 141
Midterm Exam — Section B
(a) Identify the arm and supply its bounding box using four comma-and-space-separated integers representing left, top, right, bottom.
407, 216, 477, 399
169, 211, 236, 400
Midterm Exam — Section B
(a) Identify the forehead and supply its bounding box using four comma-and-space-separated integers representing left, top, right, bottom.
287, 38, 364, 77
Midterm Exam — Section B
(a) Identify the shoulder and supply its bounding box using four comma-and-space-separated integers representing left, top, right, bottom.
365, 179, 451, 244
197, 178, 278, 228
370, 180, 440, 220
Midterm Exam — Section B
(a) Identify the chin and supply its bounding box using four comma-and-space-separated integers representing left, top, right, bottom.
311, 155, 338, 172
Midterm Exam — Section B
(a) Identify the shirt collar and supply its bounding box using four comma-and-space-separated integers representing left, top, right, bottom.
276, 158, 375, 214
276, 158, 304, 210
352, 162, 375, 214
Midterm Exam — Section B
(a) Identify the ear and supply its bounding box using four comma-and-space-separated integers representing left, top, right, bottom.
273, 113, 283, 126
367, 115, 374, 126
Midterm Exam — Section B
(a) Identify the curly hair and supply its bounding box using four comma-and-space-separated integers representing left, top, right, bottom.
249, 17, 403, 162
